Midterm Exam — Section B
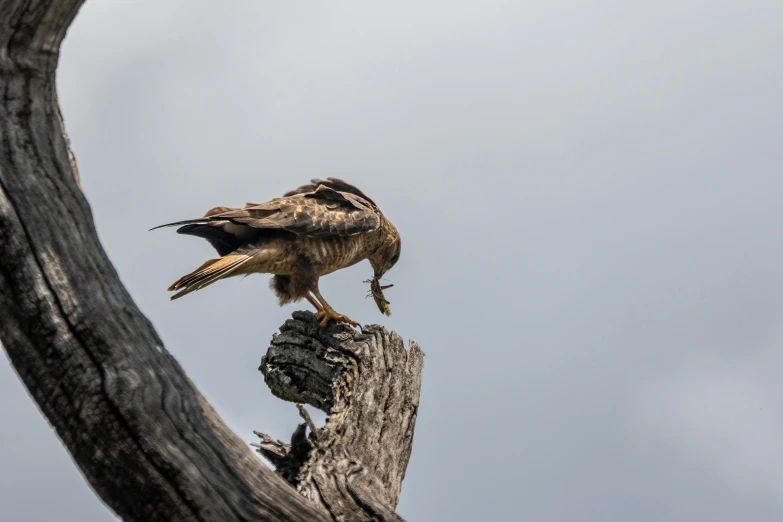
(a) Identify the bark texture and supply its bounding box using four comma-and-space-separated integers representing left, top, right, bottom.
0, 2, 423, 521
256, 312, 424, 522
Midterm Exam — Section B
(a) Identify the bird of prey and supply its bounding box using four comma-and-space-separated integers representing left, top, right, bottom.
152, 178, 401, 328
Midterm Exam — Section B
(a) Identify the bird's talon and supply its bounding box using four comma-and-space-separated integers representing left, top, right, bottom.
316, 308, 357, 328
341, 316, 359, 327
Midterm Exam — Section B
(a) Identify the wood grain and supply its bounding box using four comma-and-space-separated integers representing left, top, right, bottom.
0, 1, 423, 521
258, 312, 424, 521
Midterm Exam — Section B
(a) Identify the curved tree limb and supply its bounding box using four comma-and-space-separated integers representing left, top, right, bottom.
0, 1, 423, 521
0, 1, 331, 520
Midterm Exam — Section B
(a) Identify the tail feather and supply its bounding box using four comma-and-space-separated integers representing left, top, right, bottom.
167, 258, 219, 291
168, 251, 257, 300
175, 224, 244, 256
149, 218, 208, 231
150, 207, 239, 231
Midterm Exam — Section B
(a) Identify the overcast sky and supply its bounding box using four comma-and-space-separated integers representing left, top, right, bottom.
2, 1, 783, 520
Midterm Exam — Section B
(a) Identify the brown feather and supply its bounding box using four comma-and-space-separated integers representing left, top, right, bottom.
174, 224, 245, 256
151, 179, 380, 240
204, 206, 233, 217
284, 177, 378, 206
213, 189, 379, 237
168, 252, 256, 300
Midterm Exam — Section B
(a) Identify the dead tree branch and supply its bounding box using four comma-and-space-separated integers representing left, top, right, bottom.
0, 1, 423, 521
257, 312, 425, 521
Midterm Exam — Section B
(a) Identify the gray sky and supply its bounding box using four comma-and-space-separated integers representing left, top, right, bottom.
2, 1, 783, 520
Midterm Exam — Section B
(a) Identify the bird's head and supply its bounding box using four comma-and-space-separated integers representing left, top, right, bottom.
370, 222, 401, 278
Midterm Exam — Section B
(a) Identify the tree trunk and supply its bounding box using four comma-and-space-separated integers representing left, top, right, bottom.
256, 312, 424, 522
0, 2, 423, 521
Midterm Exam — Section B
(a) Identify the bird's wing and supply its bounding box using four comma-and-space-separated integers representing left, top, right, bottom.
172, 223, 247, 257
151, 183, 380, 238
216, 184, 380, 237
283, 177, 378, 207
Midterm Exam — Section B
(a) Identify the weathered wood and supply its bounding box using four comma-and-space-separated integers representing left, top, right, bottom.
0, 1, 423, 521
0, 1, 332, 521
257, 312, 424, 522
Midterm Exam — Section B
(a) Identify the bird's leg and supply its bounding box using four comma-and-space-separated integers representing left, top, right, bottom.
311, 282, 358, 328
305, 293, 323, 313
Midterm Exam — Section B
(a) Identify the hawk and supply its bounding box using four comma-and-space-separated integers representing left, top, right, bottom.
152, 178, 401, 328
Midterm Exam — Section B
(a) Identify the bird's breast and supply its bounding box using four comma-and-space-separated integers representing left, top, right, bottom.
304, 235, 372, 275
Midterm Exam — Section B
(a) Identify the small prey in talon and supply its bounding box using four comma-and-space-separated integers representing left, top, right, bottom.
152, 178, 401, 328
